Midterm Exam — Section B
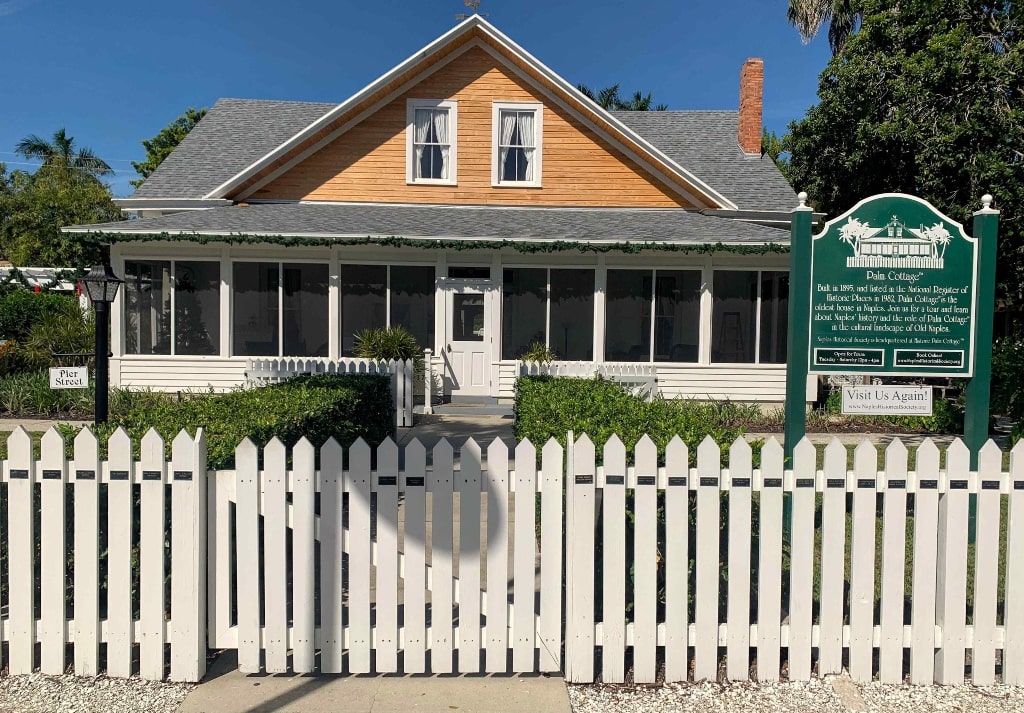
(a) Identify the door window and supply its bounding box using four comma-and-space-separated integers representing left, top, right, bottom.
452, 293, 485, 341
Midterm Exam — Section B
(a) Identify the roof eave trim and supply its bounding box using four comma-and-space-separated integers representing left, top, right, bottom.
115, 198, 233, 210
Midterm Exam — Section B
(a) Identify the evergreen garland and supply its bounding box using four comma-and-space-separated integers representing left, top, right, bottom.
78, 231, 789, 255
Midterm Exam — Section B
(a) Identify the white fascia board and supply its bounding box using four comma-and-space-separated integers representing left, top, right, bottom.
203, 16, 484, 200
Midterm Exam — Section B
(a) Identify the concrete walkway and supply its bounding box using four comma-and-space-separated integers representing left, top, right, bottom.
0, 417, 92, 432
176, 651, 571, 713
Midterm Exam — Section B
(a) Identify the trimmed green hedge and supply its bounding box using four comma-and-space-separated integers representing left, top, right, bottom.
514, 375, 746, 463
103, 374, 395, 469
0, 290, 78, 343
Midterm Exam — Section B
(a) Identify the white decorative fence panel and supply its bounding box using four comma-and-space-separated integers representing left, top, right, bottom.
1, 426, 208, 682
3, 429, 1022, 684
245, 357, 415, 427
520, 361, 658, 399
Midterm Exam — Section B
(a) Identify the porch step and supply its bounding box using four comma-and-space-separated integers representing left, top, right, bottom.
428, 401, 514, 417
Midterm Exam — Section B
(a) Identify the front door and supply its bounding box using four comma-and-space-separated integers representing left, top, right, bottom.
444, 282, 490, 396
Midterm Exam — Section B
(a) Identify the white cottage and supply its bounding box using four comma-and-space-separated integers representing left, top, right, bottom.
65, 16, 807, 404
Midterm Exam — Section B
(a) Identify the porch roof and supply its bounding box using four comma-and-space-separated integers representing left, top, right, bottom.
66, 202, 790, 247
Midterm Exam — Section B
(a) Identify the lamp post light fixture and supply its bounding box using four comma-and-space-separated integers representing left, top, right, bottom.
80, 263, 123, 424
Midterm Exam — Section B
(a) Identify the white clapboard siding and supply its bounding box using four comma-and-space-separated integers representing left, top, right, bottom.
116, 356, 247, 391
756, 438, 783, 682
4, 430, 1018, 684
694, 436, 721, 682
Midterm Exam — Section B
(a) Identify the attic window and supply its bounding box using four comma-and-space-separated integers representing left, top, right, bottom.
492, 102, 543, 187
407, 100, 457, 185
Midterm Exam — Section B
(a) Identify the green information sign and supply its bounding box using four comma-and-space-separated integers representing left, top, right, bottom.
808, 194, 978, 377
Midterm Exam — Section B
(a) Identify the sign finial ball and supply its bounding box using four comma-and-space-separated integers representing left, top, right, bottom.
981, 194, 993, 210
797, 191, 808, 207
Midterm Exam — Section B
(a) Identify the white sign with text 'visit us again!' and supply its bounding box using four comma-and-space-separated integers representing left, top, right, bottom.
49, 366, 88, 389
841, 385, 933, 415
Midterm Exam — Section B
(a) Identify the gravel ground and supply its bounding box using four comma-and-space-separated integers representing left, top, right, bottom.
567, 676, 1024, 713
0, 673, 195, 713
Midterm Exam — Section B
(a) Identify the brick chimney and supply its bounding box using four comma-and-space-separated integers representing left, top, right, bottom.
738, 58, 764, 154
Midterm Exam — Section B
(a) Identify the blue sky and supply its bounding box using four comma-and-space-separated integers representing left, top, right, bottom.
0, 0, 833, 197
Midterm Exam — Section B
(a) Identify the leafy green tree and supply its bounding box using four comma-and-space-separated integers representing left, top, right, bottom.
15, 128, 112, 178
577, 84, 667, 111
760, 128, 790, 166
131, 108, 207, 188
787, 0, 861, 54
785, 0, 1024, 313
0, 162, 120, 267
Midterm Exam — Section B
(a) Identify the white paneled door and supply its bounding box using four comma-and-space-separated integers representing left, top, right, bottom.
444, 282, 490, 396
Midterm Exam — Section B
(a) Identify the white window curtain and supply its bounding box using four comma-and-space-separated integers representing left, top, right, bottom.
414, 108, 449, 180
499, 110, 535, 181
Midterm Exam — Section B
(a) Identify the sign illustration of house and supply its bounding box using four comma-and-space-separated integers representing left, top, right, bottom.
840, 216, 951, 269
64, 15, 811, 404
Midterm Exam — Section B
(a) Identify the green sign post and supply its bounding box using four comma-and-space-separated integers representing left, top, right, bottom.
785, 193, 999, 471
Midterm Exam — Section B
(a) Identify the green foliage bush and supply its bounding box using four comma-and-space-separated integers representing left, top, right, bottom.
103, 374, 395, 469
353, 326, 424, 373
823, 387, 964, 433
514, 375, 746, 463
993, 335, 1024, 444
0, 369, 94, 417
0, 289, 78, 342
520, 341, 556, 363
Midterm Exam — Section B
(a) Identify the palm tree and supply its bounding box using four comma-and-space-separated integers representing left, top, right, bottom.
15, 128, 113, 178
787, 0, 861, 55
577, 84, 667, 111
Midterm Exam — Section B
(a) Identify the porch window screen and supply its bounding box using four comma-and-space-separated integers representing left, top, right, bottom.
124, 260, 171, 355
390, 265, 435, 351
232, 262, 280, 357
124, 259, 221, 356
549, 269, 594, 360
499, 109, 535, 182
712, 270, 788, 364
413, 108, 449, 181
174, 261, 219, 355
502, 268, 547, 360
283, 263, 329, 357
604, 269, 700, 362
340, 265, 387, 356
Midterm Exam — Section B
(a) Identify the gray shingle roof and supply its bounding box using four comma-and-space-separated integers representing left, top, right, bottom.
131, 98, 334, 199
611, 111, 797, 212
70, 202, 789, 245
131, 101, 795, 212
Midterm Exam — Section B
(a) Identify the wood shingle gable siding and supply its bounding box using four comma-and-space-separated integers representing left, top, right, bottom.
251, 47, 693, 208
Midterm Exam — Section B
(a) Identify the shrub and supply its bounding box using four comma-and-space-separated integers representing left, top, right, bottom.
106, 374, 394, 469
0, 290, 79, 343
823, 387, 964, 433
22, 308, 95, 370
353, 326, 424, 373
993, 334, 1024, 422
514, 375, 745, 463
0, 369, 94, 417
520, 341, 556, 363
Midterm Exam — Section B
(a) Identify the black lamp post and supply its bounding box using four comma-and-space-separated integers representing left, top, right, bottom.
81, 263, 123, 424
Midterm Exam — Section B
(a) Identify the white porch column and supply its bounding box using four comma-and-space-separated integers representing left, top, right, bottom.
593, 255, 607, 362
328, 249, 340, 361
110, 246, 125, 359
699, 256, 713, 365
434, 254, 446, 355
219, 246, 231, 357
489, 253, 502, 395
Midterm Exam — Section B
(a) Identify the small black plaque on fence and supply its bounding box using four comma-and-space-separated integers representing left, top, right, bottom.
732, 477, 751, 487
143, 470, 162, 481
699, 477, 718, 487
764, 478, 782, 488
637, 475, 656, 486
949, 479, 968, 490
405, 477, 425, 487
109, 470, 129, 481
1015, 481, 1024, 491
857, 479, 876, 489
575, 475, 594, 485
173, 470, 193, 481
826, 478, 844, 488
982, 480, 1000, 491
76, 469, 95, 481
668, 477, 687, 487
378, 476, 397, 486
42, 469, 62, 480
9, 469, 28, 479
796, 478, 815, 488
920, 479, 938, 489
606, 475, 625, 485
888, 480, 906, 489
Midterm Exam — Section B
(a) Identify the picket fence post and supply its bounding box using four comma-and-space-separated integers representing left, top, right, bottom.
170, 428, 208, 682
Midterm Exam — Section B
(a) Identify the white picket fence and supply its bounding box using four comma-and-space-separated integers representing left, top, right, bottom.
245, 357, 415, 427
2, 428, 1023, 684
520, 361, 658, 399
